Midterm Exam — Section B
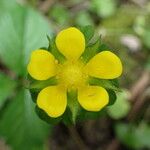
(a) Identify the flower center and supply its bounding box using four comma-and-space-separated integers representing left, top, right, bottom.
57, 61, 87, 90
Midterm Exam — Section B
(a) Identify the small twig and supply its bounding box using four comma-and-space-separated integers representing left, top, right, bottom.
129, 71, 150, 102
68, 1, 90, 13
39, 0, 55, 14
68, 126, 89, 150
127, 87, 150, 121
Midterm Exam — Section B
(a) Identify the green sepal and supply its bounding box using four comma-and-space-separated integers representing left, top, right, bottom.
77, 107, 106, 121
88, 77, 120, 91
39, 47, 48, 50
27, 74, 58, 103
28, 76, 58, 90
81, 37, 110, 64
47, 35, 66, 63
99, 43, 110, 51
81, 38, 101, 63
67, 90, 81, 124
29, 88, 40, 103
35, 106, 62, 125
79, 25, 94, 44
62, 107, 75, 125
107, 89, 117, 106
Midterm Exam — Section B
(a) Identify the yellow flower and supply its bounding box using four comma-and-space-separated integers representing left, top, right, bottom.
27, 27, 122, 118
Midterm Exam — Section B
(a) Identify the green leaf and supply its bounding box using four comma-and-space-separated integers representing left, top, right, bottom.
0, 73, 16, 108
115, 122, 150, 149
67, 90, 80, 123
91, 0, 117, 18
76, 12, 94, 27
88, 77, 120, 91
107, 90, 131, 119
115, 123, 138, 149
49, 4, 70, 26
0, 89, 51, 150
143, 29, 150, 48
0, 1, 51, 76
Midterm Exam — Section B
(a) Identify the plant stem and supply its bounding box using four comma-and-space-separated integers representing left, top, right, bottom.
68, 125, 89, 150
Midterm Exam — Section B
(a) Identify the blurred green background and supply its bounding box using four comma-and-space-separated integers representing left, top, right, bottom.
0, 0, 149, 150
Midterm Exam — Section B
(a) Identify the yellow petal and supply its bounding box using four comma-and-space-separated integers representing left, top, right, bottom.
55, 27, 85, 60
27, 49, 56, 80
78, 86, 109, 111
37, 86, 67, 118
84, 51, 122, 79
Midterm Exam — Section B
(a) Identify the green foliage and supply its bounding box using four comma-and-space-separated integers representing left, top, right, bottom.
0, 90, 50, 150
0, 1, 51, 76
0, 0, 52, 149
75, 11, 94, 26
0, 73, 16, 108
1, 0, 149, 148
91, 0, 117, 18
107, 90, 131, 119
143, 29, 150, 48
115, 122, 150, 149
49, 4, 70, 26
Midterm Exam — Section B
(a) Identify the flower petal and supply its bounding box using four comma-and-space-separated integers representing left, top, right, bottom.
27, 49, 56, 80
55, 27, 85, 60
84, 51, 122, 79
37, 86, 67, 118
78, 86, 109, 111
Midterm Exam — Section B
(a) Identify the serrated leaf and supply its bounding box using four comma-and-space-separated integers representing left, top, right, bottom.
0, 73, 16, 108
0, 1, 51, 76
0, 89, 50, 150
